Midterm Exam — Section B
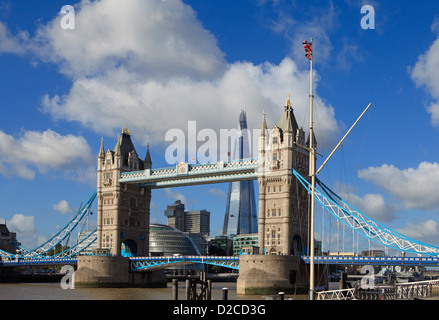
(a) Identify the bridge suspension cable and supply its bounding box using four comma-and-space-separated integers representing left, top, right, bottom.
51, 228, 97, 258
0, 192, 97, 259
293, 169, 439, 257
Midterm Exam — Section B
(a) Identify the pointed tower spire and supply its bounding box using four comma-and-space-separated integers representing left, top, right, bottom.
144, 143, 152, 169
261, 110, 267, 136
278, 94, 299, 134
286, 93, 292, 108
114, 134, 121, 158
98, 137, 105, 159
258, 110, 268, 172
122, 122, 130, 135
285, 97, 293, 133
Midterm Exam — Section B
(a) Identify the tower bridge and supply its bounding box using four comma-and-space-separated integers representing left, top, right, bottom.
73, 95, 314, 292
3, 96, 439, 296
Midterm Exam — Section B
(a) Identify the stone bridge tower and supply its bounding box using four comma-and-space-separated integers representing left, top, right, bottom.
257, 96, 310, 256
75, 126, 165, 288
96, 125, 152, 257
237, 96, 313, 294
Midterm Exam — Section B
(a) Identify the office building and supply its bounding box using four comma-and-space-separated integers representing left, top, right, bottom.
233, 234, 258, 255
165, 200, 210, 236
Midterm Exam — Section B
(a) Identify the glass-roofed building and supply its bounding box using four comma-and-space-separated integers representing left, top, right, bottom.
149, 224, 201, 256
149, 224, 202, 276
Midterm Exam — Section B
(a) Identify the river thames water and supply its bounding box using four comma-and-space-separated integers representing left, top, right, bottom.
0, 281, 313, 320
0, 281, 265, 300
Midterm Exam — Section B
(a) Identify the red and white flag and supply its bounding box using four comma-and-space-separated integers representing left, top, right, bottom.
303, 40, 312, 60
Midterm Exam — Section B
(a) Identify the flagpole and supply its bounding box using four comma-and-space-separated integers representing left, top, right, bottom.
307, 38, 316, 301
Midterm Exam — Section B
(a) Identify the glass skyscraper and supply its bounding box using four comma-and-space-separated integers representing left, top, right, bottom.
222, 111, 258, 237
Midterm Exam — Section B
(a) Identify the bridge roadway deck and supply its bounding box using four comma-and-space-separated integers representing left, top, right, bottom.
130, 255, 240, 271
2, 255, 439, 269
302, 255, 439, 266
0, 256, 240, 270
0, 257, 78, 267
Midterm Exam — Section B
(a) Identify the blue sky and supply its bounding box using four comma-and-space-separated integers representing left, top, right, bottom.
1, 0, 439, 254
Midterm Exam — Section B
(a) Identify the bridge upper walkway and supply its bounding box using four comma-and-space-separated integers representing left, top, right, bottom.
118, 158, 259, 188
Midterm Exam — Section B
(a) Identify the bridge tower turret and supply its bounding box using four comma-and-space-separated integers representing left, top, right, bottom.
96, 125, 151, 257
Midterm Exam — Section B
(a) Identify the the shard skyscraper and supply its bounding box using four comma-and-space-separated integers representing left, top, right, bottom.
222, 111, 258, 237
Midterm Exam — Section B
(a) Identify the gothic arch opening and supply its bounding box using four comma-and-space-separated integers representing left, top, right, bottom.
121, 239, 138, 257
292, 235, 303, 256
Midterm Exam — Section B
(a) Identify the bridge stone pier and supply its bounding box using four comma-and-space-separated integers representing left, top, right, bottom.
237, 255, 309, 294
74, 255, 166, 288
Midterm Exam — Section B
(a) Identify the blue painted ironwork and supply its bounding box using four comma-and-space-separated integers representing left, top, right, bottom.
0, 192, 97, 259
0, 256, 238, 270
293, 169, 439, 257
130, 255, 240, 271
302, 255, 439, 266
0, 257, 78, 267
119, 158, 259, 188
5, 254, 439, 269
51, 229, 97, 258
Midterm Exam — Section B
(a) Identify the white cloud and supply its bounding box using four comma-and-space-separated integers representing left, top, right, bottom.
0, 21, 28, 55
268, 2, 336, 66
53, 200, 74, 214
206, 188, 226, 198
23, 0, 341, 154
165, 188, 187, 204
427, 101, 439, 126
410, 35, 439, 126
358, 162, 439, 211
0, 129, 94, 180
396, 220, 439, 244
31, 0, 225, 80
7, 213, 34, 233
5, 214, 37, 250
335, 38, 364, 72
342, 192, 397, 223
41, 57, 339, 150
